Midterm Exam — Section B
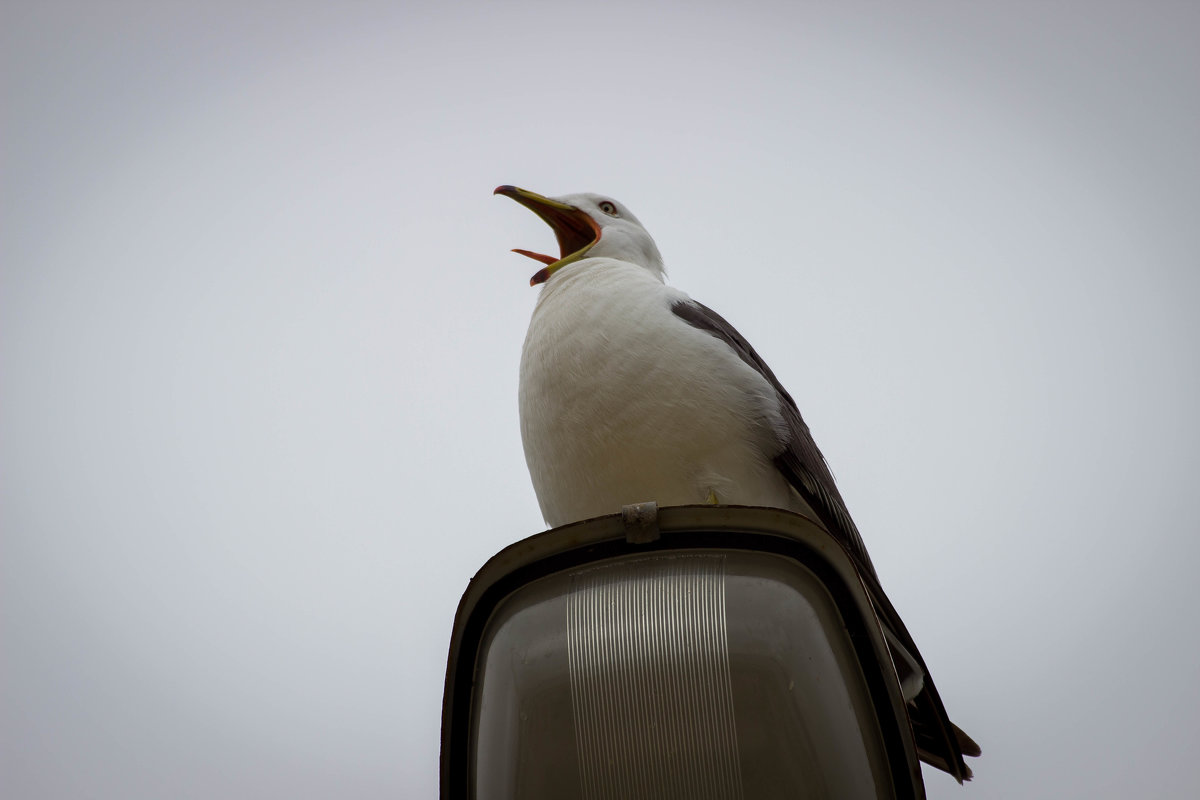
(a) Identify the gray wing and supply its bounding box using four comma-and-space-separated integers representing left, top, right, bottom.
671, 298, 980, 781
670, 298, 877, 580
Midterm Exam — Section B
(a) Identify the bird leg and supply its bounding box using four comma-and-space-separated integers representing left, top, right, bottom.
705, 489, 720, 505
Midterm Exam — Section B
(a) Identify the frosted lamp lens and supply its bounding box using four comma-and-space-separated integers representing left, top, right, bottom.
471, 552, 893, 799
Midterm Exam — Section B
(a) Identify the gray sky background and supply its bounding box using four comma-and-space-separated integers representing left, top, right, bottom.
4, 1, 1198, 797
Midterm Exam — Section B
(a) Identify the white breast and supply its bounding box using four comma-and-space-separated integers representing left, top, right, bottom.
519, 258, 806, 527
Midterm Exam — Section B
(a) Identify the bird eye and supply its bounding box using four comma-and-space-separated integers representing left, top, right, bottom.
598, 201, 618, 216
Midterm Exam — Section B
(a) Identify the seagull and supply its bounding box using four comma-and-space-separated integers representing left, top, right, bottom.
496, 184, 980, 782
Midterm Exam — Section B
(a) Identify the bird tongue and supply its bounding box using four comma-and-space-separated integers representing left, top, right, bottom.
511, 248, 558, 266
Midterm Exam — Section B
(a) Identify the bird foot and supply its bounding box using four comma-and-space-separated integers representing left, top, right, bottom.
705, 489, 720, 505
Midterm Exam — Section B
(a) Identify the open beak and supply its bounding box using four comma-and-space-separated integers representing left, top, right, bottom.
494, 185, 602, 285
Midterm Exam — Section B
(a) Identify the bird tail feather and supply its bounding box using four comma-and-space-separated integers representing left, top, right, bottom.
865, 574, 980, 783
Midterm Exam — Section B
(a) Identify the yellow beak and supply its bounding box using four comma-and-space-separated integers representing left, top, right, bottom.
495, 185, 602, 285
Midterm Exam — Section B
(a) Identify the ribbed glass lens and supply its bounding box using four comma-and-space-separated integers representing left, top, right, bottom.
470, 552, 892, 799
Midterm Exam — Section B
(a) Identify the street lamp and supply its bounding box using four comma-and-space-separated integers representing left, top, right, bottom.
441, 504, 927, 799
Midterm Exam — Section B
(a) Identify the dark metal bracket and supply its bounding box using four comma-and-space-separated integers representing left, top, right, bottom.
621, 501, 660, 544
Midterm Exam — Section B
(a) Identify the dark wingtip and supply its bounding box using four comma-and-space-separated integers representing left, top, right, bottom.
954, 723, 982, 757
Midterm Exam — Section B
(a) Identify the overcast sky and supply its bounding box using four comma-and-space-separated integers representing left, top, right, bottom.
3, 1, 1198, 798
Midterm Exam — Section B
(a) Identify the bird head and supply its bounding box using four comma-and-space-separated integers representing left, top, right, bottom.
495, 186, 665, 285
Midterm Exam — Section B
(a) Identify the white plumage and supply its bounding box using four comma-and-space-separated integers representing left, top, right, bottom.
520, 254, 811, 527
